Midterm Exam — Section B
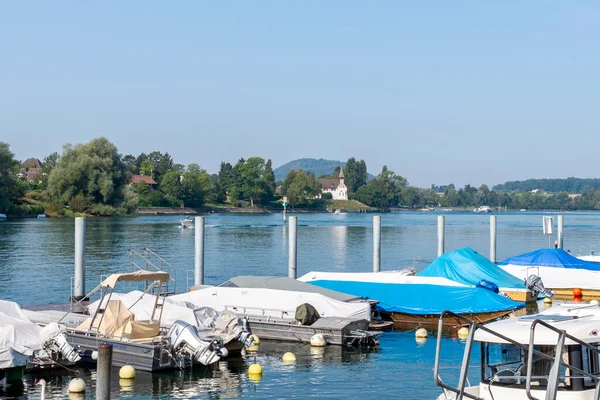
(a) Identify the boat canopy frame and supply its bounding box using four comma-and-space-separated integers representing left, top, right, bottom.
434, 310, 600, 400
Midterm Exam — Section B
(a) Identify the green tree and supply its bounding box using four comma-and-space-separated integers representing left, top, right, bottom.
160, 170, 182, 198
139, 159, 154, 177
0, 142, 25, 213
180, 164, 212, 207
47, 137, 127, 207
122, 154, 137, 175
281, 169, 322, 206
265, 159, 276, 195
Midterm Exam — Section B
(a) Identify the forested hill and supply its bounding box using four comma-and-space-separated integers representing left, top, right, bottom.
274, 158, 377, 181
274, 158, 340, 181
493, 178, 600, 193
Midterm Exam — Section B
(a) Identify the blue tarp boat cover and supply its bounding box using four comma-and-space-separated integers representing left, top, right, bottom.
418, 247, 526, 289
306, 280, 525, 315
498, 249, 600, 271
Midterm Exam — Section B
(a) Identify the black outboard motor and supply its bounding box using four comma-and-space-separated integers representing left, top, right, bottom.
525, 275, 555, 298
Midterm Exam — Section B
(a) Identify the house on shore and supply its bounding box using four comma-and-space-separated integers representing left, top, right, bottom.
129, 174, 157, 186
317, 167, 348, 200
17, 158, 44, 184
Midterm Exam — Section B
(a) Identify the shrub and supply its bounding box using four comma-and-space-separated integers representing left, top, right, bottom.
321, 192, 333, 200
87, 203, 117, 216
68, 194, 87, 213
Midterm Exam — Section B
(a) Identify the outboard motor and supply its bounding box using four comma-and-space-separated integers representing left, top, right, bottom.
42, 332, 81, 363
238, 317, 253, 348
168, 321, 226, 366
525, 275, 555, 298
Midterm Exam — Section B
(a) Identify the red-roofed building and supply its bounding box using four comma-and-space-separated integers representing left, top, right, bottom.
129, 174, 157, 186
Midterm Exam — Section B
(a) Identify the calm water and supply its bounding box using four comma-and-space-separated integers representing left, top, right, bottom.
1, 211, 599, 399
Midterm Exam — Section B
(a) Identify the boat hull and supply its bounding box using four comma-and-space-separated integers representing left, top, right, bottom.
386, 310, 513, 328
66, 332, 175, 372
502, 289, 536, 303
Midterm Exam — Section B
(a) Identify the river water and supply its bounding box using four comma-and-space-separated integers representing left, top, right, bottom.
1, 211, 599, 399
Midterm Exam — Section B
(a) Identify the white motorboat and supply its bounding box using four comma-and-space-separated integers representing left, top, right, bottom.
36, 214, 46, 219
473, 206, 492, 213
498, 249, 600, 299
435, 303, 600, 399
179, 216, 194, 228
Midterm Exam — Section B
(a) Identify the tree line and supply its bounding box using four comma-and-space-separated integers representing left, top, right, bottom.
3, 137, 600, 216
492, 178, 600, 194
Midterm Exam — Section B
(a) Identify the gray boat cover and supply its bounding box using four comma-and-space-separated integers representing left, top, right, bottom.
219, 276, 362, 302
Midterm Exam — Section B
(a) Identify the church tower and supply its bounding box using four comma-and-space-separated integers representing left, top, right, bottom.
336, 167, 348, 200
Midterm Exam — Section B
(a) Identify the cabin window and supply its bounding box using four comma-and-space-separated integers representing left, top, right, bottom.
482, 343, 524, 384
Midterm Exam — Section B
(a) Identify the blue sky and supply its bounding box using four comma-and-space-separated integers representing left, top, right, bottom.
1, 2, 598, 187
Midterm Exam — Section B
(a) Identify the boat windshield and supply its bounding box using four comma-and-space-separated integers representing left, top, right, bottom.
482, 342, 600, 391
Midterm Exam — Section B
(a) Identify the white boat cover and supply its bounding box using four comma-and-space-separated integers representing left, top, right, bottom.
169, 287, 372, 321
87, 291, 198, 328
0, 300, 66, 368
298, 271, 468, 287
499, 264, 600, 290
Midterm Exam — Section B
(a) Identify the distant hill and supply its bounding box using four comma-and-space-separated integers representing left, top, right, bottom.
493, 178, 600, 194
274, 158, 375, 182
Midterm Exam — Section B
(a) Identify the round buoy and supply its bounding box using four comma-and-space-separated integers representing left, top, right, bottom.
543, 297, 553, 305
249, 334, 260, 345
282, 352, 296, 364
246, 344, 260, 353
457, 327, 469, 339
248, 373, 262, 383
119, 365, 136, 379
68, 394, 85, 400
68, 378, 86, 393
591, 299, 599, 305
310, 333, 326, 347
573, 288, 583, 298
248, 363, 262, 375
574, 297, 582, 303
415, 328, 428, 338
415, 337, 427, 345
119, 378, 135, 391
91, 350, 98, 361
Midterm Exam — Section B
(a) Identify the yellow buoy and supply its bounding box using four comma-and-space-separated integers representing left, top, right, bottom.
119, 365, 136, 379
68, 394, 85, 400
119, 378, 135, 392
68, 377, 86, 393
248, 363, 262, 375
457, 327, 469, 339
543, 297, 553, 305
591, 299, 599, 305
246, 344, 260, 353
249, 334, 260, 345
248, 373, 262, 383
282, 352, 296, 364
415, 328, 428, 338
310, 333, 326, 347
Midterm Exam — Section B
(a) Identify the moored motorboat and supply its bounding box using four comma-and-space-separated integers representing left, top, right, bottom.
179, 216, 194, 228
418, 247, 540, 303
498, 248, 600, 299
473, 206, 492, 213
435, 303, 600, 399
298, 271, 525, 328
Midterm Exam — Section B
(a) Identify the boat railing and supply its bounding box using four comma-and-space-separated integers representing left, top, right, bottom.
526, 318, 600, 400
129, 248, 177, 294
434, 311, 600, 400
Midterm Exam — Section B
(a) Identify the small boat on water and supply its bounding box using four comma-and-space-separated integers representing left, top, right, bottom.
418, 247, 540, 303
473, 206, 492, 213
179, 216, 194, 228
498, 249, 600, 299
435, 303, 600, 399
169, 286, 379, 347
36, 214, 46, 219
298, 271, 524, 328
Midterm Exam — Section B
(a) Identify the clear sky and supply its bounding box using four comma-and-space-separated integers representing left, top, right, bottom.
1, 2, 598, 188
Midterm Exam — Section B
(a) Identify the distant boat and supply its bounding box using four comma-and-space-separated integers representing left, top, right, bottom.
333, 209, 341, 214
473, 206, 492, 213
0, 213, 6, 220
179, 216, 194, 229
37, 214, 46, 219
519, 209, 527, 212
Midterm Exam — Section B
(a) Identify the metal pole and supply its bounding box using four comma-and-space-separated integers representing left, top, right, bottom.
288, 216, 297, 279
283, 207, 287, 224
96, 343, 113, 400
490, 215, 497, 263
437, 216, 445, 257
73, 217, 86, 301
194, 216, 204, 286
373, 216, 381, 272
557, 214, 564, 249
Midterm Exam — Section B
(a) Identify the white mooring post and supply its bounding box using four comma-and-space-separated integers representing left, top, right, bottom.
557, 214, 564, 249
195, 216, 205, 286
288, 216, 297, 279
437, 216, 445, 257
490, 215, 497, 263
373, 216, 381, 272
73, 217, 86, 301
